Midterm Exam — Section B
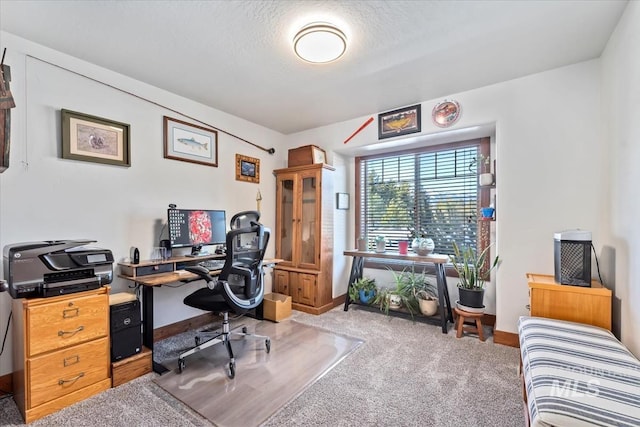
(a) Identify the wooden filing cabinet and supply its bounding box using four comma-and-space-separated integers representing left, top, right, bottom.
527, 273, 612, 331
12, 287, 111, 423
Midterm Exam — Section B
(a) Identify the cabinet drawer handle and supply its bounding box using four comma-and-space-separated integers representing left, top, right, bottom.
63, 355, 80, 367
58, 372, 84, 385
58, 325, 84, 337
63, 307, 80, 318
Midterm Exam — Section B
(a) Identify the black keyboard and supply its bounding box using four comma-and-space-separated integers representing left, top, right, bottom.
198, 260, 225, 270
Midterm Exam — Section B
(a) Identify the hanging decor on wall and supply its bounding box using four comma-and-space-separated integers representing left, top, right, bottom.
61, 109, 131, 167
378, 104, 421, 139
164, 116, 218, 167
235, 154, 260, 183
432, 99, 461, 128
0, 48, 16, 173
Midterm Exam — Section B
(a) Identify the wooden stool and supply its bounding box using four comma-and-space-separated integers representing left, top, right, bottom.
454, 307, 485, 341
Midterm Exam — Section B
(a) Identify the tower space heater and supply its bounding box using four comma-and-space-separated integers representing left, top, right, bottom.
554, 230, 592, 287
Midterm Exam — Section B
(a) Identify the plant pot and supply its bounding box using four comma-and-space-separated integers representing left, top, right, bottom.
481, 207, 495, 219
358, 289, 376, 304
479, 173, 494, 186
458, 287, 485, 309
375, 240, 386, 253
411, 238, 435, 256
357, 238, 367, 251
387, 294, 402, 309
418, 297, 438, 316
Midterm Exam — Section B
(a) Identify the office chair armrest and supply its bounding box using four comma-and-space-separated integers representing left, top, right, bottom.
184, 266, 214, 283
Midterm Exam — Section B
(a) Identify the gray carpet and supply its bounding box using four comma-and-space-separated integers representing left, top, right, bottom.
0, 306, 524, 426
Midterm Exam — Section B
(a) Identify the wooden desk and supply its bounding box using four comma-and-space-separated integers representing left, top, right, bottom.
118, 255, 279, 374
343, 250, 453, 333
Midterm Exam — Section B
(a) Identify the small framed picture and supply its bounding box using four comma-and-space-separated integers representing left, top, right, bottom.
164, 116, 218, 167
235, 154, 260, 183
378, 104, 421, 140
336, 192, 350, 210
61, 109, 131, 166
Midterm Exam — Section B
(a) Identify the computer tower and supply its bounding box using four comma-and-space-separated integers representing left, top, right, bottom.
554, 230, 592, 287
110, 299, 142, 362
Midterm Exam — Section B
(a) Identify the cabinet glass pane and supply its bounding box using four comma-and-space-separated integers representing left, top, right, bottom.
300, 176, 317, 265
280, 179, 294, 262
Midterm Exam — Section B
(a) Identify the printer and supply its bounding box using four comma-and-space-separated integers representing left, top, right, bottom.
3, 239, 114, 299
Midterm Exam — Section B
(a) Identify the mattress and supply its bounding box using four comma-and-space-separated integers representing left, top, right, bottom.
518, 316, 640, 427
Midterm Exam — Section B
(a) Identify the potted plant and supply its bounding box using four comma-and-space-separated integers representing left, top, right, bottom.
374, 235, 386, 253
407, 226, 435, 256
348, 277, 377, 304
373, 268, 420, 317
449, 242, 500, 309
357, 236, 368, 251
478, 154, 494, 186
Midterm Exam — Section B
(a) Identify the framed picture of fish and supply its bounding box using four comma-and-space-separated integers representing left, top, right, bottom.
163, 116, 218, 167
61, 109, 131, 166
378, 104, 421, 140
235, 154, 260, 183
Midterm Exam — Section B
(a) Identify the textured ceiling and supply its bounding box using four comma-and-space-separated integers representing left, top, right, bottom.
0, 0, 628, 134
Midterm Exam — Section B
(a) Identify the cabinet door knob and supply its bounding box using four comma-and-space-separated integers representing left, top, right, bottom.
525, 304, 530, 310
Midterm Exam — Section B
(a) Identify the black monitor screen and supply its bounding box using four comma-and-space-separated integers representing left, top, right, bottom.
168, 209, 226, 249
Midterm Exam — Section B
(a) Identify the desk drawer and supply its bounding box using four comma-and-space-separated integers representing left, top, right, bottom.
27, 337, 110, 408
27, 293, 108, 356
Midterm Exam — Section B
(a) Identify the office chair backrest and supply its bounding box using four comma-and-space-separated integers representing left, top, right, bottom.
230, 210, 260, 230
218, 220, 270, 312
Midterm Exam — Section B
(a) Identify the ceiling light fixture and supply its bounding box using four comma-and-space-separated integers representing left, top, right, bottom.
293, 22, 347, 64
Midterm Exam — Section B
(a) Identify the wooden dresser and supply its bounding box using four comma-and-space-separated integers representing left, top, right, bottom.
12, 286, 111, 423
527, 273, 612, 331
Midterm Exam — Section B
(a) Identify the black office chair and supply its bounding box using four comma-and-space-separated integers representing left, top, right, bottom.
178, 215, 271, 378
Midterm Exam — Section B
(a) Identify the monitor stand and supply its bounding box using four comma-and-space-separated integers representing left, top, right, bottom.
185, 245, 209, 258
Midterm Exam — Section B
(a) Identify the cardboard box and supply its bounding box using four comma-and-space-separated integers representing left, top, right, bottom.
263, 293, 292, 322
287, 145, 326, 167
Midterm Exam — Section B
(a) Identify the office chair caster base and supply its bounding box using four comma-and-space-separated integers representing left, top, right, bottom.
195, 336, 201, 346
228, 361, 236, 379
178, 358, 186, 373
265, 338, 271, 353
242, 326, 248, 333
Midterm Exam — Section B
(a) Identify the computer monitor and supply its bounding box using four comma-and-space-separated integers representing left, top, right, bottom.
168, 209, 226, 256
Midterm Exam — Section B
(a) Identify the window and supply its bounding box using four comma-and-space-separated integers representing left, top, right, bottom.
356, 138, 490, 268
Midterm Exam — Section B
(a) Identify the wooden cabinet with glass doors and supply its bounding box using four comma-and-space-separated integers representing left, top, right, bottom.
273, 163, 334, 314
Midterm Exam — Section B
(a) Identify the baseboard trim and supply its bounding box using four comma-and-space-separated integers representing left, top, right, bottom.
493, 329, 520, 347
0, 372, 12, 395
153, 312, 216, 342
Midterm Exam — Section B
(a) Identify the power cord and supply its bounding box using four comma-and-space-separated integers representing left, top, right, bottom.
591, 243, 605, 287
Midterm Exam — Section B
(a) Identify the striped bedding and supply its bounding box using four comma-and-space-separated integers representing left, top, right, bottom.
518, 316, 640, 427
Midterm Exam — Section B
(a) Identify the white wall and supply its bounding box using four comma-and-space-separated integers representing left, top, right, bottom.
0, 32, 286, 376
601, 1, 640, 356
285, 59, 612, 342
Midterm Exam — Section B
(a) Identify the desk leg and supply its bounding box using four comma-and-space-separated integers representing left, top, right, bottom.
435, 264, 453, 333
141, 285, 169, 374
343, 256, 364, 311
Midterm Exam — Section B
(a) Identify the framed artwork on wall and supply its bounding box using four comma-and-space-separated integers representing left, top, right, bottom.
235, 154, 260, 183
61, 109, 131, 166
163, 116, 218, 167
378, 104, 421, 139
336, 192, 350, 210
